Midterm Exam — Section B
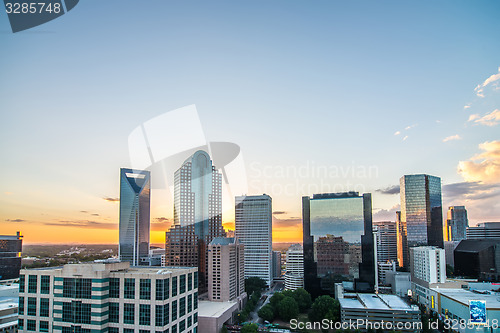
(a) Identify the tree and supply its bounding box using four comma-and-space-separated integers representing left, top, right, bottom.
241, 323, 258, 333
309, 295, 338, 323
292, 288, 312, 312
220, 326, 228, 333
258, 304, 275, 322
277, 296, 299, 321
446, 264, 454, 277
245, 277, 267, 295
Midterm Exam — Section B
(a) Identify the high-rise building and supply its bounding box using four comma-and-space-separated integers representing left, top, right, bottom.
165, 150, 226, 293
444, 206, 468, 242
409, 246, 446, 286
284, 244, 303, 290
119, 168, 151, 266
0, 232, 23, 281
235, 194, 273, 286
454, 239, 500, 281
272, 251, 282, 278
399, 174, 443, 269
373, 221, 398, 264
207, 237, 245, 302
302, 192, 375, 297
18, 261, 198, 333
466, 222, 500, 240
395, 211, 408, 269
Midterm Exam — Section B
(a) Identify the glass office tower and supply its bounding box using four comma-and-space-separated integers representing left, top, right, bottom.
119, 168, 151, 266
399, 174, 443, 269
0, 232, 23, 280
303, 192, 375, 297
165, 150, 225, 293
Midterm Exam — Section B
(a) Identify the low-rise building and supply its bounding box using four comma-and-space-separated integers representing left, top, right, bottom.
18, 261, 198, 333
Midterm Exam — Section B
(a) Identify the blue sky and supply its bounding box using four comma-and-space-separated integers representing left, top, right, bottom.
1, 1, 499, 243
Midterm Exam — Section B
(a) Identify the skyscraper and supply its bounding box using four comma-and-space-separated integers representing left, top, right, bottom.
444, 206, 468, 242
373, 221, 398, 264
302, 192, 375, 297
165, 150, 226, 293
0, 232, 23, 280
208, 237, 245, 302
284, 244, 304, 290
235, 194, 273, 286
399, 174, 443, 269
119, 168, 151, 266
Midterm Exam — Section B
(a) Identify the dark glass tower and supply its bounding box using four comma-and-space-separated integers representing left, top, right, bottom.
399, 174, 443, 269
302, 192, 375, 298
119, 168, 151, 266
0, 232, 23, 280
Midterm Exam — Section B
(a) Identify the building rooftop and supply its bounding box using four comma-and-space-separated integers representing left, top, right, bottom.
339, 293, 417, 311
430, 288, 500, 308
198, 300, 238, 318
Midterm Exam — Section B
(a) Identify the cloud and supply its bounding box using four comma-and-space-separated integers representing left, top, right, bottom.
394, 131, 401, 136
405, 124, 417, 130
468, 109, 500, 126
273, 211, 287, 215
474, 66, 500, 98
5, 218, 25, 222
443, 181, 500, 199
443, 134, 461, 142
80, 210, 88, 213
272, 216, 301, 228
458, 141, 500, 183
103, 197, 119, 202
153, 217, 171, 223
376, 185, 400, 195
151, 217, 172, 231
44, 220, 117, 229
373, 204, 400, 222
403, 135, 408, 141
464, 104, 471, 109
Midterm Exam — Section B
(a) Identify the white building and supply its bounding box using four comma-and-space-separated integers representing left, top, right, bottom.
410, 246, 446, 285
0, 284, 18, 333
235, 194, 273, 285
377, 261, 396, 286
18, 261, 198, 333
284, 244, 303, 290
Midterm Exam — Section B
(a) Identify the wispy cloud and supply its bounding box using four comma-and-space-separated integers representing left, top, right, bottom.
405, 124, 418, 130
272, 216, 301, 228
403, 135, 408, 141
273, 211, 287, 215
44, 220, 117, 229
103, 197, 119, 202
458, 141, 500, 183
373, 204, 400, 222
443, 134, 461, 142
376, 185, 399, 195
394, 131, 401, 136
464, 104, 471, 110
468, 109, 500, 127
5, 218, 25, 222
474, 66, 500, 98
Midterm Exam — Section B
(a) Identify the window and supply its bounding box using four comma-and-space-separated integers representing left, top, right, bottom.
194, 292, 198, 309
194, 272, 198, 289
124, 303, 135, 324
179, 319, 185, 332
187, 315, 192, 327
27, 297, 36, 316
172, 300, 177, 321
27, 319, 36, 331
140, 279, 151, 300
39, 320, 49, 332
188, 273, 192, 291
109, 278, 120, 298
109, 303, 119, 323
187, 294, 192, 312
179, 297, 186, 317
109, 328, 119, 333
124, 329, 134, 333
194, 312, 198, 323
172, 277, 178, 297
124, 278, 135, 299
172, 324, 177, 333
180, 275, 186, 294
19, 275, 25, 293
155, 304, 169, 326
139, 304, 151, 325
28, 275, 37, 293
62, 301, 91, 324
41, 275, 50, 294
156, 278, 169, 300
18, 319, 24, 330
19, 296, 24, 315
62, 278, 92, 299
40, 298, 50, 317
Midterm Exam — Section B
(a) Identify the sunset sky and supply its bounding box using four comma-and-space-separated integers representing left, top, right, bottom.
1, 1, 500, 244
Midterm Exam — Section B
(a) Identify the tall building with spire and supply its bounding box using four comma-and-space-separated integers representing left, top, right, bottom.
165, 150, 225, 293
119, 168, 151, 266
398, 174, 443, 269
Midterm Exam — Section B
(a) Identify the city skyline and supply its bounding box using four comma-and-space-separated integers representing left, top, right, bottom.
1, 1, 500, 244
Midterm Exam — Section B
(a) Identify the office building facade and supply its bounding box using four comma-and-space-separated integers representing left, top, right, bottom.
454, 239, 500, 281
373, 221, 398, 264
0, 232, 23, 281
119, 168, 151, 266
444, 206, 468, 242
466, 222, 500, 240
284, 244, 303, 290
165, 150, 226, 293
234, 195, 273, 285
18, 261, 198, 333
272, 251, 282, 278
409, 246, 446, 286
207, 237, 245, 302
302, 192, 375, 297
399, 174, 443, 269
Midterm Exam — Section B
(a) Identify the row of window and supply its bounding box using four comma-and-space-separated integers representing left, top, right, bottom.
19, 275, 51, 294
